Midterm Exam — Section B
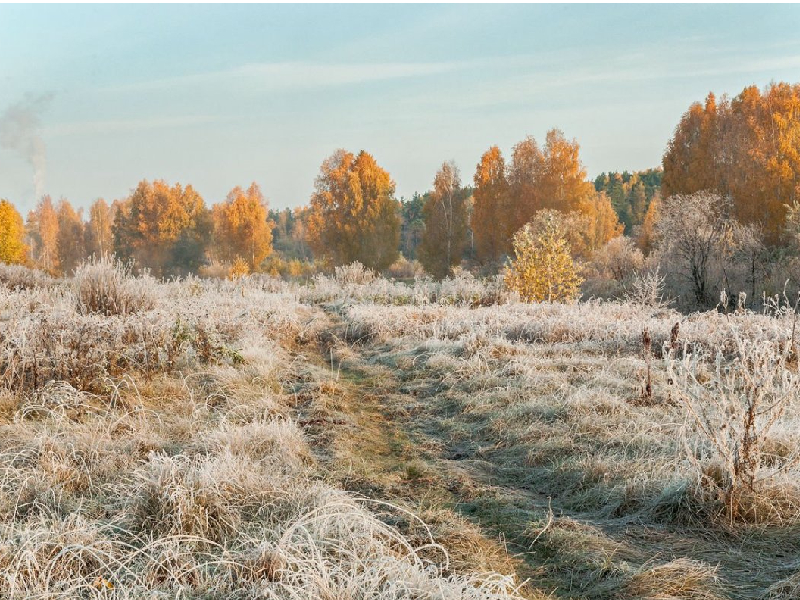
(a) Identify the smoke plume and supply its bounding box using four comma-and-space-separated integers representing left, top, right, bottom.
0, 93, 54, 200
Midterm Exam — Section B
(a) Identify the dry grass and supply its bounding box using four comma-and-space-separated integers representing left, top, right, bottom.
5, 264, 800, 598
622, 558, 723, 600
0, 267, 530, 599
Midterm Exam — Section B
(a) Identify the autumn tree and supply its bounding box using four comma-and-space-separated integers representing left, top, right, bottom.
213, 183, 273, 270
504, 210, 583, 303
113, 180, 209, 276
574, 192, 625, 257
85, 198, 114, 258
475, 131, 597, 266
308, 149, 400, 271
637, 191, 661, 253
537, 129, 595, 213
0, 199, 27, 264
472, 146, 510, 263
27, 195, 59, 274
663, 83, 800, 245
419, 161, 469, 278
662, 93, 720, 198
507, 136, 544, 236
56, 199, 85, 274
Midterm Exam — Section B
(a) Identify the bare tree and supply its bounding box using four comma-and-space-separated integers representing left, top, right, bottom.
654, 192, 735, 306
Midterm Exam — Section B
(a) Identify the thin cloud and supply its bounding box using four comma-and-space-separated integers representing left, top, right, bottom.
100, 61, 471, 95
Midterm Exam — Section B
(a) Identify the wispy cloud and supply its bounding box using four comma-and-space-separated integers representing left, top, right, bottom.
100, 61, 471, 95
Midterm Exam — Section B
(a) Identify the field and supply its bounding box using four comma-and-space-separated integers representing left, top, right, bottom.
1, 260, 800, 599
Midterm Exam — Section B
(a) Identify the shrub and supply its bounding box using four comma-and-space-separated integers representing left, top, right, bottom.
261, 255, 320, 280
386, 255, 424, 280
625, 267, 669, 309
589, 236, 644, 282
73, 255, 156, 316
0, 263, 51, 290
504, 214, 582, 303
669, 330, 800, 523
334, 261, 376, 285
228, 256, 250, 280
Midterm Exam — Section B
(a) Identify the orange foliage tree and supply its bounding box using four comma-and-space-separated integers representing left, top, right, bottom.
474, 130, 601, 264
113, 180, 209, 276
308, 149, 400, 271
507, 136, 544, 239
472, 146, 510, 263
212, 183, 273, 270
663, 83, 800, 245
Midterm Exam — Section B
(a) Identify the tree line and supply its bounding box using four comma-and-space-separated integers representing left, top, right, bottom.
1, 80, 799, 307
0, 181, 273, 278
0, 127, 620, 279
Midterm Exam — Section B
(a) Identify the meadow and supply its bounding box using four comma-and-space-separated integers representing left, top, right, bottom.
1, 258, 799, 599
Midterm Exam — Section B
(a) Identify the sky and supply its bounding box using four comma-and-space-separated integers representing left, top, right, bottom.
1, 4, 800, 214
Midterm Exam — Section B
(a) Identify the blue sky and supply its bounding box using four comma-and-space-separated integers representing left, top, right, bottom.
1, 4, 800, 213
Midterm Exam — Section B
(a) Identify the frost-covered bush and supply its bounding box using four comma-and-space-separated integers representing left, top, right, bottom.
73, 255, 157, 316
0, 263, 52, 290
669, 330, 800, 523
334, 261, 376, 285
588, 236, 644, 283
625, 267, 669, 309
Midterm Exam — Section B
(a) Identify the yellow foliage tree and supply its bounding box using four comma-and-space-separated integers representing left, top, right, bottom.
213, 183, 273, 270
504, 211, 583, 303
537, 129, 595, 213
0, 199, 27, 264
85, 198, 114, 258
308, 149, 400, 271
575, 192, 625, 257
